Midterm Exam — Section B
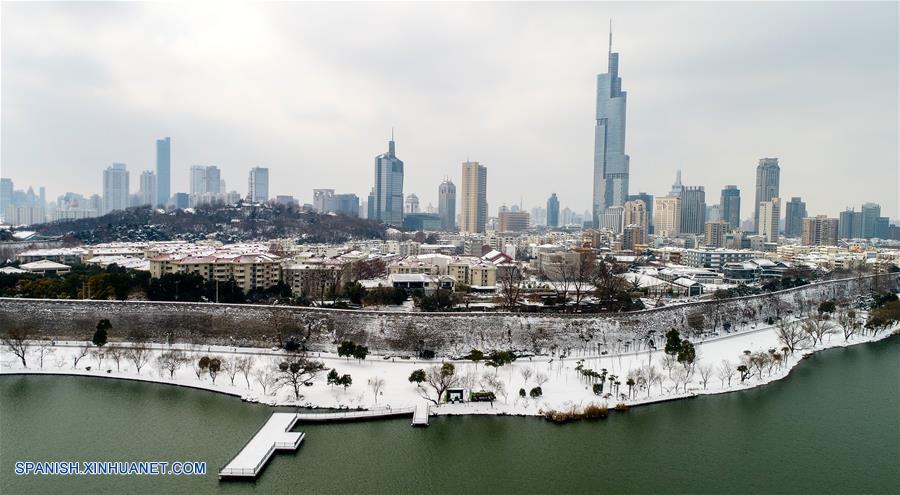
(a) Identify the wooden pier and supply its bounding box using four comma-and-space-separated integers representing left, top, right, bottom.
411, 402, 430, 426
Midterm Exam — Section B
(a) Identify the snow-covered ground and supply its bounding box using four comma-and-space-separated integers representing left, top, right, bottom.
2, 316, 897, 417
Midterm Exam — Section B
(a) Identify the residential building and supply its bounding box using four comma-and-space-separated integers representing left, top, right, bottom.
102, 163, 129, 214
683, 248, 754, 270
758, 197, 781, 243
138, 171, 157, 207
626, 192, 653, 233
754, 157, 780, 232
622, 199, 647, 231
599, 206, 624, 233
622, 224, 645, 251
654, 196, 681, 237
460, 161, 487, 234
373, 135, 404, 226
704, 221, 727, 248
592, 28, 630, 226
802, 215, 839, 246
247, 167, 269, 203
313, 189, 335, 213
498, 211, 530, 232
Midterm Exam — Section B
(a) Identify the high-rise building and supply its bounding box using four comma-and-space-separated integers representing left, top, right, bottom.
754, 158, 780, 232
0, 178, 12, 221
680, 186, 706, 234
333, 193, 360, 217
155, 137, 171, 207
438, 179, 456, 231
599, 206, 624, 233
367, 189, 375, 221
758, 197, 781, 243
669, 170, 684, 198
206, 167, 222, 194
102, 163, 130, 214
622, 224, 645, 251
373, 135, 404, 226
802, 216, 839, 246
460, 161, 487, 234
547, 193, 560, 228
313, 189, 335, 213
247, 167, 269, 203
622, 199, 647, 231
720, 185, 741, 230
626, 192, 653, 234
839, 208, 863, 239
190, 165, 221, 195
498, 211, 530, 232
704, 221, 727, 248
861, 202, 881, 238
190, 166, 206, 196
783, 197, 806, 238
138, 171, 157, 207
405, 193, 420, 214
654, 196, 681, 237
592, 28, 630, 226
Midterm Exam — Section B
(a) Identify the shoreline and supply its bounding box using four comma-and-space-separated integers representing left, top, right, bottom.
3, 328, 896, 419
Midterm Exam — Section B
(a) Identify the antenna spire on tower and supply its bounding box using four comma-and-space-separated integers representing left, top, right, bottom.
608, 19, 613, 55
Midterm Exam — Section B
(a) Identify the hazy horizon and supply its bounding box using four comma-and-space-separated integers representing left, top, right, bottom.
2, 2, 898, 219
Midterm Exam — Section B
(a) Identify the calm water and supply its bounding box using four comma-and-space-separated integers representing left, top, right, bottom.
2, 337, 898, 494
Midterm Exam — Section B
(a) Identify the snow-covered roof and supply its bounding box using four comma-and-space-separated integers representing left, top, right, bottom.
0, 266, 27, 274
20, 260, 71, 271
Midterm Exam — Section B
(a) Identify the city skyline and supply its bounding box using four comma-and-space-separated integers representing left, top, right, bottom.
1, 2, 897, 219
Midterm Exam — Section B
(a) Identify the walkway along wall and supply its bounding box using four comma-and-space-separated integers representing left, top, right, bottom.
1, 274, 896, 356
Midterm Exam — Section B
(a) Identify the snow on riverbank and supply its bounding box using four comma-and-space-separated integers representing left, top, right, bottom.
2, 320, 897, 417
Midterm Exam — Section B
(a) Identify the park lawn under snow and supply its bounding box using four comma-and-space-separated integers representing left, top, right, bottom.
1, 316, 897, 417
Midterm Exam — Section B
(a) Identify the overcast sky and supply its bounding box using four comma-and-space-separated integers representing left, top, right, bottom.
2, 2, 898, 220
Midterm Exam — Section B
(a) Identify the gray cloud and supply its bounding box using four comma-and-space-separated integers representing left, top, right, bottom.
2, 2, 897, 219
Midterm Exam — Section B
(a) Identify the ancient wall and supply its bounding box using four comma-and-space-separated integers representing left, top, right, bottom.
0, 273, 895, 356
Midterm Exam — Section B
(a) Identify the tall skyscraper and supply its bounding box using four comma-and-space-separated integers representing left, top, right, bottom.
592, 28, 630, 227
783, 197, 807, 238
758, 197, 781, 243
861, 202, 881, 238
247, 167, 269, 203
405, 193, 420, 214
546, 193, 560, 228
754, 158, 780, 232
0, 178, 12, 221
438, 179, 456, 231
102, 163, 130, 214
839, 208, 863, 239
627, 192, 653, 233
190, 166, 206, 195
138, 171, 157, 207
622, 199, 647, 230
720, 185, 741, 230
460, 161, 487, 234
669, 170, 684, 198
373, 135, 404, 226
155, 137, 171, 207
680, 186, 706, 234
653, 196, 681, 237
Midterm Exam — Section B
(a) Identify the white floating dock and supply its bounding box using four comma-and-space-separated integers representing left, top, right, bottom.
219, 413, 303, 479
412, 402, 430, 426
295, 407, 415, 422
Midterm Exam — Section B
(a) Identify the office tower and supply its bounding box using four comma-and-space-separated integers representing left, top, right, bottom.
0, 178, 12, 221
754, 158, 780, 232
592, 27, 630, 226
669, 170, 684, 197
438, 179, 456, 231
190, 166, 206, 195
460, 161, 487, 233
313, 189, 335, 213
156, 137, 171, 206
627, 192, 653, 233
783, 197, 806, 238
247, 167, 269, 203
704, 221, 727, 248
680, 186, 706, 234
758, 197, 781, 242
498, 211, 530, 232
547, 193, 560, 228
839, 208, 864, 239
706, 204, 721, 223
802, 216, 839, 246
373, 135, 404, 226
861, 202, 881, 238
138, 171, 157, 207
405, 193, 420, 214
622, 225, 645, 251
333, 193, 360, 217
873, 217, 890, 239
653, 196, 681, 237
102, 163, 130, 214
599, 206, 624, 233
720, 185, 741, 230
367, 189, 375, 220
622, 199, 647, 230
207, 167, 222, 194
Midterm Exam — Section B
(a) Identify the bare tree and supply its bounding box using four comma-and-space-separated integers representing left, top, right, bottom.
802, 315, 835, 346
253, 366, 277, 395
643, 365, 661, 398
535, 372, 550, 388
698, 363, 713, 389
480, 372, 507, 404
223, 358, 240, 385
368, 377, 386, 403
72, 344, 91, 369
836, 308, 860, 342
157, 350, 187, 379
106, 344, 124, 371
275, 357, 326, 400
775, 320, 807, 355
519, 367, 533, 386
237, 357, 254, 388
34, 339, 54, 369
498, 264, 526, 310
660, 354, 676, 378
126, 344, 152, 374
421, 363, 460, 405
2, 326, 30, 367
91, 348, 105, 369
717, 359, 735, 387
671, 367, 689, 394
